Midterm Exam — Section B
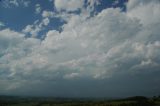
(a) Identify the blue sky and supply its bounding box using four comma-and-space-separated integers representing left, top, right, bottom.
0, 0, 127, 37
0, 0, 160, 97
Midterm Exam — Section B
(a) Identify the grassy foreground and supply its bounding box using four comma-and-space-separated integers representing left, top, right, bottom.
0, 96, 160, 106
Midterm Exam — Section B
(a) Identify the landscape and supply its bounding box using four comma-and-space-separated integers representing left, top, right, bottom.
0, 95, 160, 106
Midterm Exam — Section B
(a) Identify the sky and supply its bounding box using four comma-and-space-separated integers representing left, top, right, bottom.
0, 0, 160, 98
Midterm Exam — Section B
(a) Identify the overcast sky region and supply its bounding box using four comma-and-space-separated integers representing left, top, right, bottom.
0, 0, 160, 98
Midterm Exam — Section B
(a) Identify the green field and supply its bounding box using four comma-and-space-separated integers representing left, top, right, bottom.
0, 96, 160, 106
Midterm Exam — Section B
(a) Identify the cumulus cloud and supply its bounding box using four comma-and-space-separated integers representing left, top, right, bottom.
0, 21, 5, 27
2, 0, 30, 8
22, 24, 41, 37
42, 10, 55, 18
23, 17, 50, 37
0, 0, 160, 97
86, 0, 101, 12
35, 4, 41, 14
54, 0, 84, 12
42, 18, 50, 26
127, 0, 160, 25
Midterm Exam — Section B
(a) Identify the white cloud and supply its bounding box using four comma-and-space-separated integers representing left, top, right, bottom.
35, 4, 41, 14
22, 25, 33, 33
23, 1, 30, 7
2, 0, 30, 8
127, 0, 160, 25
42, 18, 50, 26
22, 24, 41, 37
0, 21, 5, 27
12, 7, 160, 80
9, 0, 19, 6
42, 10, 54, 18
54, 0, 84, 12
23, 18, 50, 37
86, 0, 101, 12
